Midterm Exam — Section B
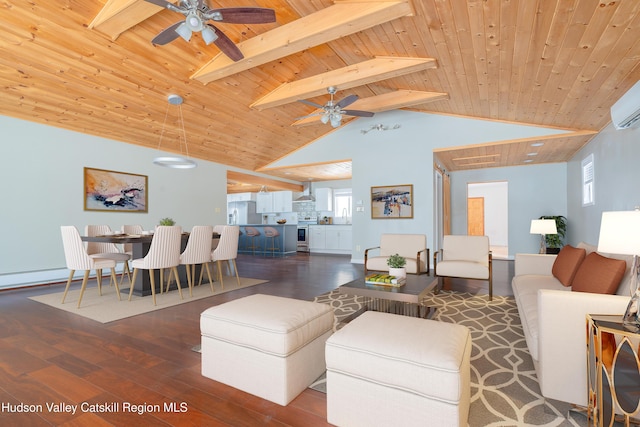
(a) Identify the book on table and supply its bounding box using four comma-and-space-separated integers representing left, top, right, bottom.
365, 273, 406, 287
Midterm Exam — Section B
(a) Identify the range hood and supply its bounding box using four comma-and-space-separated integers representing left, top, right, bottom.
294, 182, 315, 202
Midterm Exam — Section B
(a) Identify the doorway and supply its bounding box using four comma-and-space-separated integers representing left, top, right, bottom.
467, 182, 508, 259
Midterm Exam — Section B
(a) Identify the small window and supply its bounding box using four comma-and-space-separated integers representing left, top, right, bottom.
582, 154, 594, 206
334, 189, 352, 222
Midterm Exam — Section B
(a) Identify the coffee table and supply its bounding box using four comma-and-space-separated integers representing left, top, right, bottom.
338, 273, 438, 318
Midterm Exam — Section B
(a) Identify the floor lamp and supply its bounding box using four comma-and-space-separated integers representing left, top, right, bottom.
597, 210, 640, 328
530, 219, 557, 254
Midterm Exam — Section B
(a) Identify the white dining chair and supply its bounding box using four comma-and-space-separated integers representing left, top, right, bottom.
179, 225, 215, 296
211, 225, 241, 289
85, 225, 132, 286
60, 226, 120, 308
121, 224, 144, 257
128, 225, 183, 306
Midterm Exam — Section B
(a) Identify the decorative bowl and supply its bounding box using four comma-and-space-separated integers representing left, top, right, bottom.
276, 219, 287, 224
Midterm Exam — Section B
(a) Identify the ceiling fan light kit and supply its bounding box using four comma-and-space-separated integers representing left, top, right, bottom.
153, 94, 197, 169
298, 86, 375, 128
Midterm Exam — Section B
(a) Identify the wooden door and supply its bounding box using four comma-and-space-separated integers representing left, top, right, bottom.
467, 197, 484, 236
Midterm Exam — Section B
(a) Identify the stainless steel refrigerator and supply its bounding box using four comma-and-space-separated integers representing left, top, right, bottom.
228, 201, 261, 225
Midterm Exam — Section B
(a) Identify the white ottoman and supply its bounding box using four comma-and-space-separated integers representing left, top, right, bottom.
200, 294, 334, 406
326, 311, 471, 427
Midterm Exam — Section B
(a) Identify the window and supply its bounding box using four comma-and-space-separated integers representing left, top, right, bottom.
334, 189, 352, 223
582, 154, 595, 206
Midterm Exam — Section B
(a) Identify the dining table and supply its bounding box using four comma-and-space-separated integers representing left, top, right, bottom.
81, 232, 219, 297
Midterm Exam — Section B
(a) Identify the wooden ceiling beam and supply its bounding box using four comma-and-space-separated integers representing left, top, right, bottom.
227, 171, 303, 193
89, 0, 164, 41
291, 90, 449, 126
250, 57, 437, 110
192, 0, 415, 84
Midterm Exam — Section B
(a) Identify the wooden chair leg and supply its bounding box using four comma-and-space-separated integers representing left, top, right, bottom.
149, 269, 157, 306
204, 262, 215, 292
76, 270, 90, 308
231, 259, 240, 287
96, 269, 103, 296
172, 267, 183, 300
216, 260, 224, 289
111, 268, 121, 301
185, 264, 193, 297
61, 270, 75, 304
128, 269, 139, 301
119, 261, 132, 287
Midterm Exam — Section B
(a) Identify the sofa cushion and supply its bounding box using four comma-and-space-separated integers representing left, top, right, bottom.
551, 245, 586, 286
572, 252, 626, 295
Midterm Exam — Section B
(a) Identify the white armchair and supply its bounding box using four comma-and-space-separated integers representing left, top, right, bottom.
364, 234, 429, 276
434, 235, 492, 300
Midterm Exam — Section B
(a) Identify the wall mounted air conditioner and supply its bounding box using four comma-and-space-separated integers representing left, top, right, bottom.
611, 80, 640, 130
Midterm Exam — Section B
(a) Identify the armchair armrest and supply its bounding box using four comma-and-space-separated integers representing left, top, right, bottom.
515, 253, 556, 277
364, 246, 380, 275
416, 248, 429, 274
537, 289, 629, 407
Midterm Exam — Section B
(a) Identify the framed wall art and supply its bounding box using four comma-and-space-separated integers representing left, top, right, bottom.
84, 167, 148, 212
371, 184, 413, 219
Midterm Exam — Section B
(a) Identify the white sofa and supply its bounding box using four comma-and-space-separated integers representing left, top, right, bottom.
511, 242, 632, 408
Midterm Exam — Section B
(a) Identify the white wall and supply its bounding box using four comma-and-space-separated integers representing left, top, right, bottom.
0, 115, 258, 286
567, 122, 640, 246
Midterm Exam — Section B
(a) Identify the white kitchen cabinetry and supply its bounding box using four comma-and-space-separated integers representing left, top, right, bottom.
227, 192, 256, 202
309, 225, 351, 254
272, 191, 293, 212
256, 192, 273, 214
315, 188, 333, 211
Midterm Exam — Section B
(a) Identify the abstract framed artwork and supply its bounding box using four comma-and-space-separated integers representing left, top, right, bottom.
371, 184, 413, 219
84, 167, 148, 212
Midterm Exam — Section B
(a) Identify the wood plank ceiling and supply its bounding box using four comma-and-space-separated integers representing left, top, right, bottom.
0, 0, 639, 193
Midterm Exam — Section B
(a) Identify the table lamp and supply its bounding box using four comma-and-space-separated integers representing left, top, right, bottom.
530, 219, 557, 254
597, 210, 640, 327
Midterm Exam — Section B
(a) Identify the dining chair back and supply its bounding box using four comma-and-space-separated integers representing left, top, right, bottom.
121, 224, 144, 254
60, 226, 120, 308
180, 225, 214, 295
212, 225, 241, 289
85, 224, 132, 285
128, 225, 183, 306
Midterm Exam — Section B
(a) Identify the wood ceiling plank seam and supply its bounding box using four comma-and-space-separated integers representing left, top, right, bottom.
507, 0, 539, 122
516, 0, 559, 124
481, 0, 501, 119
553, 1, 640, 126
497, 0, 519, 119
446, 0, 484, 116
527, 0, 589, 124
533, 0, 621, 125
465, 0, 490, 113
192, 0, 416, 83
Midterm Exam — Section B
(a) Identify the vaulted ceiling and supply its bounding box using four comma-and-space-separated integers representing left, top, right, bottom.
1, 0, 639, 193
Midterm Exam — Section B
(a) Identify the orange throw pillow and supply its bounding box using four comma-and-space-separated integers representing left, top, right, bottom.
572, 252, 626, 294
551, 245, 586, 286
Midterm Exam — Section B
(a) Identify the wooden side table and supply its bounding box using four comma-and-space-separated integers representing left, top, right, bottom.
586, 314, 640, 427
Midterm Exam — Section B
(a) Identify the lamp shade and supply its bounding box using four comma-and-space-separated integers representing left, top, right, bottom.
530, 219, 557, 235
597, 211, 640, 255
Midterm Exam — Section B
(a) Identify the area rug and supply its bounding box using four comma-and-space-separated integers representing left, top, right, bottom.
29, 276, 268, 323
312, 289, 589, 427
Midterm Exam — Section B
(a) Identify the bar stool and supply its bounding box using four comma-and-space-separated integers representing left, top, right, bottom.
244, 226, 261, 254
264, 226, 280, 256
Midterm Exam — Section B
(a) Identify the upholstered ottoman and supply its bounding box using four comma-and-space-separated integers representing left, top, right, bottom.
200, 294, 333, 406
326, 311, 472, 427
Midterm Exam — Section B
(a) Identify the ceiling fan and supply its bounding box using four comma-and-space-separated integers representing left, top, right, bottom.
298, 87, 375, 128
144, 0, 276, 62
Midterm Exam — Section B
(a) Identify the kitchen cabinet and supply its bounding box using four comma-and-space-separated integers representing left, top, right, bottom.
315, 187, 333, 211
309, 225, 351, 254
256, 192, 273, 214
272, 191, 293, 212
227, 192, 256, 202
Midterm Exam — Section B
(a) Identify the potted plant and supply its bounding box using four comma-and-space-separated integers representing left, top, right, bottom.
539, 215, 567, 254
387, 253, 407, 278
159, 217, 176, 226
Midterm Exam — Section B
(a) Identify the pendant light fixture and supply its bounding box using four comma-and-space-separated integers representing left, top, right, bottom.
153, 94, 197, 169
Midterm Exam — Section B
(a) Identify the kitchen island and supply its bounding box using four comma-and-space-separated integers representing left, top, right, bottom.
236, 224, 298, 256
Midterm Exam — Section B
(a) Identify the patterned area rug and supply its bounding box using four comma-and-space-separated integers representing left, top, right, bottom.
313, 289, 589, 427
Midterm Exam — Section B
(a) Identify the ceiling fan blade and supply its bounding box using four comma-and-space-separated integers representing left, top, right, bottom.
298, 99, 325, 109
209, 24, 244, 62
343, 109, 375, 117
151, 21, 183, 45
294, 112, 322, 120
209, 7, 276, 24
336, 94, 359, 109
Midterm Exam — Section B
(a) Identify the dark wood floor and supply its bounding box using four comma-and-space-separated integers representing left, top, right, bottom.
0, 254, 514, 426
